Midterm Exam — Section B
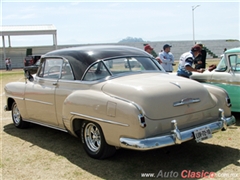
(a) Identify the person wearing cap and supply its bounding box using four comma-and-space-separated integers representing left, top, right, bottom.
144, 44, 162, 64
144, 44, 154, 54
177, 45, 205, 78
159, 44, 174, 72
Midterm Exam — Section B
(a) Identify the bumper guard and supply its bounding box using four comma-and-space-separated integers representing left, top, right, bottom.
120, 109, 236, 150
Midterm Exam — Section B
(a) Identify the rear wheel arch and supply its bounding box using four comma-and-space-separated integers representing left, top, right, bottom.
81, 120, 116, 159
72, 118, 84, 137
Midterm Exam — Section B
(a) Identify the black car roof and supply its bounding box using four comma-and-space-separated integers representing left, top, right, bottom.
44, 45, 150, 61
43, 45, 151, 80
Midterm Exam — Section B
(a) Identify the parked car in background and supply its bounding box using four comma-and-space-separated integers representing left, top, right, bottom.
4, 45, 235, 159
24, 59, 40, 75
24, 55, 41, 66
191, 47, 240, 112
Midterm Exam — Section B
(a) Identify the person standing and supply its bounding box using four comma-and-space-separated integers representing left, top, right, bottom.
7, 57, 12, 71
144, 44, 162, 64
159, 44, 174, 72
144, 44, 154, 54
194, 43, 206, 69
5, 58, 9, 71
177, 45, 205, 78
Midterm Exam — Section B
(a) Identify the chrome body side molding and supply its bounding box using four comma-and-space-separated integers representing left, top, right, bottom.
71, 112, 129, 127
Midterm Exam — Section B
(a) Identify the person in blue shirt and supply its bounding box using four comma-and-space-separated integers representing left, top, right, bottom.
159, 44, 174, 72
177, 45, 205, 78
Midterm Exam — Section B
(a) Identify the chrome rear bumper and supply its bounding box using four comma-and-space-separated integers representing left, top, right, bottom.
120, 110, 236, 150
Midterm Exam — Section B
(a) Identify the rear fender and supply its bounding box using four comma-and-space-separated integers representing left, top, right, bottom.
203, 84, 232, 116
62, 90, 146, 146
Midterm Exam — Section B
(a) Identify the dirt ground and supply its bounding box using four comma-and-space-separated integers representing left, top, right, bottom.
1, 67, 240, 180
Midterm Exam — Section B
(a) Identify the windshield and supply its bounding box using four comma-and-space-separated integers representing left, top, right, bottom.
83, 56, 164, 81
216, 56, 227, 72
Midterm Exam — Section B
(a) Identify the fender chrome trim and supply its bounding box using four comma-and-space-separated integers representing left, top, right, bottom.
111, 95, 145, 115
24, 98, 53, 105
71, 112, 129, 127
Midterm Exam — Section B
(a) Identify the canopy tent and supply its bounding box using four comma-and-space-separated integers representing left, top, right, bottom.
0, 24, 57, 60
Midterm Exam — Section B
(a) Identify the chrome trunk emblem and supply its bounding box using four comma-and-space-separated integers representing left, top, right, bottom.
173, 98, 200, 107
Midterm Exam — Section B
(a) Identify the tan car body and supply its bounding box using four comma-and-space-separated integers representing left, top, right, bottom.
4, 45, 236, 159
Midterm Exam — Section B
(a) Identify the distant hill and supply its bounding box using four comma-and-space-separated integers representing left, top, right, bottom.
118, 37, 144, 43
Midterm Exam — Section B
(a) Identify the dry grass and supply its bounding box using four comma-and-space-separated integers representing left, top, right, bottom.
1, 66, 239, 180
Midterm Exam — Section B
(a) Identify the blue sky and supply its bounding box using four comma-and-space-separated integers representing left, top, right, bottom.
1, 0, 239, 47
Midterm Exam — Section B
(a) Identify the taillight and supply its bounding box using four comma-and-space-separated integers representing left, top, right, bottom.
138, 114, 146, 128
226, 97, 232, 107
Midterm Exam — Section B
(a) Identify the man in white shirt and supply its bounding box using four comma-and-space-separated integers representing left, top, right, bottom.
159, 44, 174, 72
177, 45, 205, 78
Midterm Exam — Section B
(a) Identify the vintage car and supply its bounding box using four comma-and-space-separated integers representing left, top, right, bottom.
24, 54, 41, 66
24, 59, 40, 75
4, 45, 236, 159
191, 47, 240, 112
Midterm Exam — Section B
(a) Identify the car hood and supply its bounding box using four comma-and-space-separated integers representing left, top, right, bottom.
102, 73, 216, 119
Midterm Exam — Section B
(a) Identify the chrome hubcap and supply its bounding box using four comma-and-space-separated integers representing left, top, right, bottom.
84, 123, 101, 152
13, 104, 21, 124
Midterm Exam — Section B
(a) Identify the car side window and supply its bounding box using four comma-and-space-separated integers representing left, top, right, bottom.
83, 61, 111, 81
61, 60, 74, 80
104, 57, 160, 75
38, 58, 63, 79
107, 58, 143, 74
229, 54, 240, 72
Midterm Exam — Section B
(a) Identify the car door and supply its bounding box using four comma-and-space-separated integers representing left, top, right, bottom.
211, 54, 240, 111
54, 59, 79, 128
25, 58, 63, 126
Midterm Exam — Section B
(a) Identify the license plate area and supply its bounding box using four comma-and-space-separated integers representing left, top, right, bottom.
193, 126, 212, 143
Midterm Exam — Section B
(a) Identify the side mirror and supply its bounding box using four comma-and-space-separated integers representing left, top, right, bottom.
24, 70, 34, 82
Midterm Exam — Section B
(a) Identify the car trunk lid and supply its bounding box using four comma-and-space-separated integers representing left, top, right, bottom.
102, 73, 216, 120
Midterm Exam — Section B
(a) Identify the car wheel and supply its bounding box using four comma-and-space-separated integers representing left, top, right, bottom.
81, 121, 116, 159
11, 102, 29, 128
